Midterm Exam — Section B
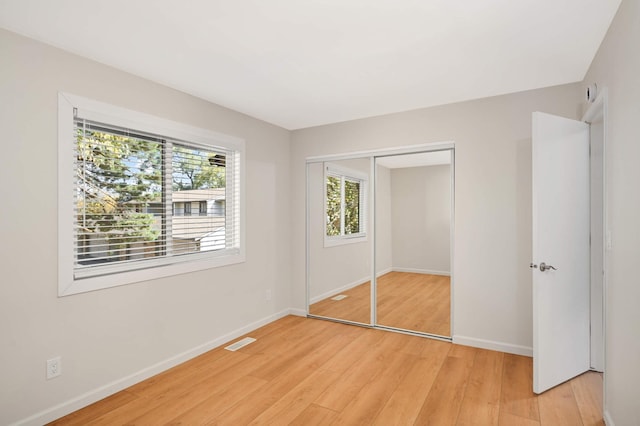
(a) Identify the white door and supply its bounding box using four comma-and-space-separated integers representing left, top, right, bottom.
532, 112, 590, 394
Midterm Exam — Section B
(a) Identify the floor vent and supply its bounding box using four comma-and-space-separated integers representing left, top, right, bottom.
224, 337, 256, 351
331, 294, 348, 301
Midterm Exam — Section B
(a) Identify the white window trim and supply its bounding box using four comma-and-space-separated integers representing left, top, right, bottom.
323, 162, 368, 248
58, 92, 246, 296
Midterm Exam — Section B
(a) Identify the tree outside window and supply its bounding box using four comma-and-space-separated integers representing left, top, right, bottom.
325, 170, 365, 238
75, 124, 227, 265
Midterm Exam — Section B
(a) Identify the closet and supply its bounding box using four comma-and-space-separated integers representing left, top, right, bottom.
306, 145, 454, 338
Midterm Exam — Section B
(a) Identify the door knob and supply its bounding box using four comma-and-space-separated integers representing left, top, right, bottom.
539, 262, 557, 272
530, 262, 557, 271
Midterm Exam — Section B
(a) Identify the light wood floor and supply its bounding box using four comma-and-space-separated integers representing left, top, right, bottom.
309, 272, 450, 336
50, 316, 603, 426
309, 280, 371, 324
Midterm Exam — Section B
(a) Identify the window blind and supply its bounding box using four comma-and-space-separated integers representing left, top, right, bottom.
73, 118, 240, 279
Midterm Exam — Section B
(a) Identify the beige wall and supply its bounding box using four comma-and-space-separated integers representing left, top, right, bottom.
0, 29, 291, 424
583, 0, 640, 423
291, 82, 583, 356
390, 164, 451, 274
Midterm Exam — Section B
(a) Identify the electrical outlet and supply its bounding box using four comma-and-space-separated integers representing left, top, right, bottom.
47, 357, 61, 380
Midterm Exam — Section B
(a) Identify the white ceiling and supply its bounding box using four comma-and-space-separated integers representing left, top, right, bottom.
0, 0, 621, 130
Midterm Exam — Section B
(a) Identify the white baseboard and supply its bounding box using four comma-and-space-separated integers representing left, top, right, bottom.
603, 409, 615, 426
308, 268, 394, 304
392, 267, 450, 276
376, 267, 393, 276
309, 276, 368, 304
289, 308, 307, 317
14, 308, 296, 426
453, 335, 533, 357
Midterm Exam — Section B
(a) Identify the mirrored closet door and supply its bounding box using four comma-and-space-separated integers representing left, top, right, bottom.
375, 151, 452, 337
306, 145, 454, 339
307, 159, 372, 325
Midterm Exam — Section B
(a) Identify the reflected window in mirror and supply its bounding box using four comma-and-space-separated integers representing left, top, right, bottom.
324, 163, 367, 247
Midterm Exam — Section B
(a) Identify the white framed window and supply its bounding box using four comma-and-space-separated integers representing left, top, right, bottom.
58, 93, 245, 296
324, 163, 367, 247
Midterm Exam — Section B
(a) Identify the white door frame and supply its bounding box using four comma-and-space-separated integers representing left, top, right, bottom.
582, 88, 607, 374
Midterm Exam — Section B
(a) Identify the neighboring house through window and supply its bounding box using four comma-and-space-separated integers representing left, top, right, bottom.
58, 93, 245, 296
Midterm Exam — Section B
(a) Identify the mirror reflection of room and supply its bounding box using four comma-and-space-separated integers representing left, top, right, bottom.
307, 150, 453, 337
375, 151, 452, 336
307, 159, 372, 324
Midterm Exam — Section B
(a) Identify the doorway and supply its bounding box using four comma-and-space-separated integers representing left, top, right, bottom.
532, 89, 606, 394
583, 92, 606, 373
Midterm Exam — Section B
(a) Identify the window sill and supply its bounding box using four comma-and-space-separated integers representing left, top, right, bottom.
60, 251, 245, 296
323, 234, 368, 248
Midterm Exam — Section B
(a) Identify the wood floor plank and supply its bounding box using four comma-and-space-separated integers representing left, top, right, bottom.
214, 325, 364, 425
239, 315, 333, 356
571, 371, 604, 426
318, 327, 386, 374
375, 329, 435, 357
372, 339, 450, 425
130, 375, 267, 425
538, 381, 584, 426
289, 404, 339, 426
129, 353, 276, 424
84, 326, 290, 424
247, 320, 339, 381
500, 354, 540, 421
498, 412, 541, 426
313, 331, 405, 412
413, 345, 478, 425
330, 350, 415, 425
128, 351, 250, 398
47, 391, 138, 426
164, 375, 268, 425
456, 349, 504, 426
419, 337, 452, 358
448, 343, 478, 359
247, 368, 340, 425
84, 395, 158, 426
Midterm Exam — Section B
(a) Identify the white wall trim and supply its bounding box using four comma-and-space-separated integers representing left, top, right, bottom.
603, 409, 615, 426
309, 276, 369, 304
306, 141, 455, 164
309, 268, 393, 304
289, 308, 307, 317
392, 267, 450, 276
453, 335, 533, 357
12, 308, 296, 426
376, 267, 393, 277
